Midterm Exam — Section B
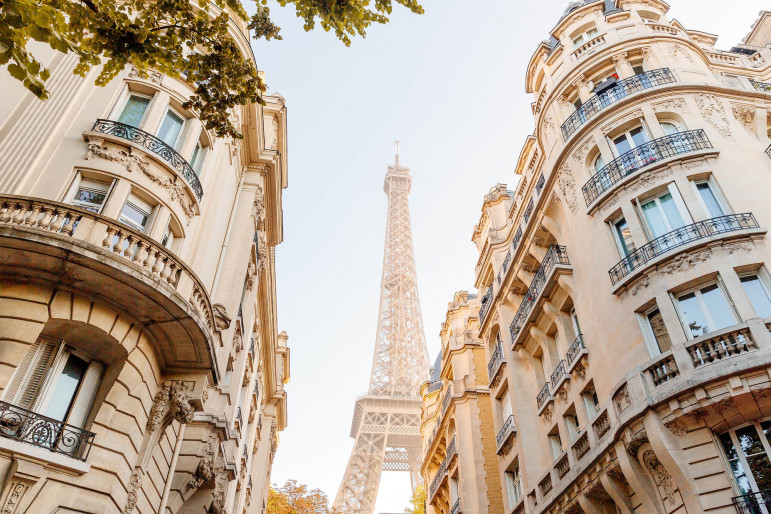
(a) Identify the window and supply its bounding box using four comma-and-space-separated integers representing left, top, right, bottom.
572, 27, 599, 46
582, 386, 599, 416
611, 216, 636, 257
660, 122, 680, 136
162, 223, 175, 249
116, 93, 152, 128
692, 178, 728, 219
565, 412, 580, 441
740, 273, 771, 318
548, 430, 563, 459
506, 466, 523, 509
190, 141, 207, 175
612, 126, 649, 157
570, 308, 582, 338
119, 193, 154, 232
500, 388, 513, 421
66, 174, 114, 213
632, 64, 646, 75
157, 108, 185, 148
641, 307, 672, 354
675, 281, 738, 338
593, 154, 605, 173
718, 421, 771, 497
1, 338, 103, 429
638, 187, 688, 239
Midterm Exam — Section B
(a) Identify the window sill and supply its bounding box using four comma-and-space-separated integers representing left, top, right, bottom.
0, 437, 90, 474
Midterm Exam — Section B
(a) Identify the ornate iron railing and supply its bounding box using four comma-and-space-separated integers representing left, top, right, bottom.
535, 173, 545, 195
524, 198, 534, 223
0, 400, 95, 461
510, 245, 569, 342
582, 129, 712, 205
566, 334, 585, 367
750, 80, 771, 93
550, 360, 567, 388
235, 407, 242, 424
447, 436, 458, 462
537, 382, 551, 409
608, 213, 759, 285
451, 499, 462, 514
561, 68, 675, 140
442, 385, 453, 414
497, 247, 512, 285
512, 226, 523, 250
479, 286, 494, 325
488, 341, 505, 381
496, 415, 516, 450
732, 490, 771, 513
91, 119, 204, 200
429, 458, 448, 501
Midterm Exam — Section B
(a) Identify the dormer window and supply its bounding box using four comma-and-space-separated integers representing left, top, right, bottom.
572, 26, 598, 46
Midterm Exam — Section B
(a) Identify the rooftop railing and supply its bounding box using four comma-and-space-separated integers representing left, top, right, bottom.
582, 129, 712, 206
510, 245, 569, 342
91, 119, 203, 201
608, 213, 759, 285
561, 69, 675, 140
0, 400, 95, 461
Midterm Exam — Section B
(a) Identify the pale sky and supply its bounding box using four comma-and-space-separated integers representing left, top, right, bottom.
251, 0, 768, 510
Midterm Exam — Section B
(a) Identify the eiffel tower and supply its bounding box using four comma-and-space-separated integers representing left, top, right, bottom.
333, 144, 430, 514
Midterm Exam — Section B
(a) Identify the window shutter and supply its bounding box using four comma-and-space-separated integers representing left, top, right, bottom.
18, 340, 59, 411
1, 340, 40, 404
66, 361, 104, 428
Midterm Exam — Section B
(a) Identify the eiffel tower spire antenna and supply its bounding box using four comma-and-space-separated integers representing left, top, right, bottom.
333, 147, 430, 514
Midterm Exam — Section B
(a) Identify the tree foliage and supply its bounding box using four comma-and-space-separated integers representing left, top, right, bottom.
0, 0, 423, 138
267, 479, 331, 514
404, 485, 426, 514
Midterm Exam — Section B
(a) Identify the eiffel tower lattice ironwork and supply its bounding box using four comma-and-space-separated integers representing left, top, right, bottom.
333, 146, 430, 514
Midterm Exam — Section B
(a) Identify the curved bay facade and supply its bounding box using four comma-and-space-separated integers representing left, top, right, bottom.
0, 9, 289, 514
423, 2, 771, 514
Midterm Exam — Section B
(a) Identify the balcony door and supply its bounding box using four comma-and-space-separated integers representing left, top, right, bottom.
720, 422, 771, 513
115, 93, 152, 128
674, 281, 738, 339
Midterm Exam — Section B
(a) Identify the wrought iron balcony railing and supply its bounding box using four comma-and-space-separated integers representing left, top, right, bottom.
608, 213, 759, 285
732, 490, 771, 513
447, 435, 458, 462
750, 80, 771, 93
550, 360, 567, 388
496, 415, 516, 451
0, 400, 95, 461
510, 245, 569, 342
479, 286, 494, 325
566, 334, 585, 368
91, 119, 204, 201
536, 382, 551, 410
561, 69, 675, 140
451, 499, 462, 514
442, 385, 453, 414
582, 129, 712, 206
487, 340, 505, 382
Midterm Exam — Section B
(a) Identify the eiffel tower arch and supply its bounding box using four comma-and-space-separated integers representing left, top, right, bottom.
333, 147, 430, 514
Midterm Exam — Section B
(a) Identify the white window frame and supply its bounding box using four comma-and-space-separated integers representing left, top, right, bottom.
671, 278, 740, 340
118, 192, 156, 233
608, 122, 652, 158
609, 215, 636, 258
691, 176, 731, 220
637, 305, 671, 358
582, 388, 599, 418
506, 466, 523, 510
109, 89, 154, 128
549, 432, 563, 460
564, 413, 580, 441
189, 138, 209, 176
156, 106, 187, 149
738, 268, 771, 318
635, 183, 692, 241
64, 172, 116, 214
572, 26, 599, 46
717, 420, 771, 499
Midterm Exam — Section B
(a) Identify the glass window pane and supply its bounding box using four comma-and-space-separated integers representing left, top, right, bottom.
720, 432, 753, 494
614, 134, 632, 155
43, 354, 88, 422
647, 308, 672, 352
120, 202, 150, 231
659, 192, 685, 230
157, 111, 184, 147
701, 284, 735, 330
741, 276, 771, 318
678, 291, 711, 337
630, 126, 649, 147
117, 95, 151, 127
614, 218, 636, 256
642, 199, 669, 238
190, 144, 203, 174
697, 182, 725, 218
661, 122, 680, 135
594, 154, 605, 172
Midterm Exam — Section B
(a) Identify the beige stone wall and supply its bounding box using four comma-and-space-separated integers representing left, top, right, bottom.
466, 1, 771, 513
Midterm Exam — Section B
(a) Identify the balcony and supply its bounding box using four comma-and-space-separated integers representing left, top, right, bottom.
487, 341, 506, 386
645, 352, 680, 387
429, 457, 448, 503
536, 382, 553, 413
0, 196, 215, 370
608, 213, 760, 286
550, 360, 568, 393
0, 400, 95, 462
685, 324, 757, 368
571, 33, 606, 61
447, 436, 458, 466
566, 334, 587, 372
751, 80, 771, 93
91, 119, 203, 201
582, 129, 713, 206
496, 415, 516, 454
572, 431, 590, 462
451, 499, 462, 514
561, 69, 675, 141
592, 410, 610, 441
510, 245, 571, 348
479, 286, 494, 325
733, 490, 771, 513
555, 452, 570, 479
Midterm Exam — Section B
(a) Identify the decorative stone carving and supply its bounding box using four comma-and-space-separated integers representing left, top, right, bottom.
257, 232, 268, 274
713, 395, 737, 413
643, 450, 678, 507
625, 428, 648, 455
652, 97, 689, 114
667, 43, 694, 63
253, 186, 265, 229
752, 385, 771, 399
212, 304, 232, 332
146, 381, 194, 432
128, 66, 162, 84
557, 164, 578, 214
574, 362, 586, 380
665, 418, 688, 438
146, 388, 171, 433
233, 333, 243, 353
686, 408, 707, 425
731, 103, 756, 132
271, 116, 279, 149
613, 384, 631, 414
602, 109, 643, 133
572, 139, 593, 166
123, 468, 144, 514
2, 482, 27, 514
543, 404, 553, 424
270, 421, 278, 458
208, 459, 228, 514
246, 261, 257, 291
557, 387, 569, 404
86, 138, 150, 174
629, 276, 650, 296
658, 247, 713, 275
695, 94, 731, 138
544, 114, 555, 132
139, 167, 196, 221
722, 241, 753, 254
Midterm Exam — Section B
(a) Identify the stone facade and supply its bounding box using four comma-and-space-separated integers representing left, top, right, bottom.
460, 1, 771, 514
0, 9, 289, 514
421, 291, 503, 514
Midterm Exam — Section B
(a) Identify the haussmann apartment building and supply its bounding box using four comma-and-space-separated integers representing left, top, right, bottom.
422, 1, 771, 514
0, 5, 290, 514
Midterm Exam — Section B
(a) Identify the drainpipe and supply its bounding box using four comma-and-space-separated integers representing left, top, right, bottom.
211, 173, 246, 295
158, 423, 186, 513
